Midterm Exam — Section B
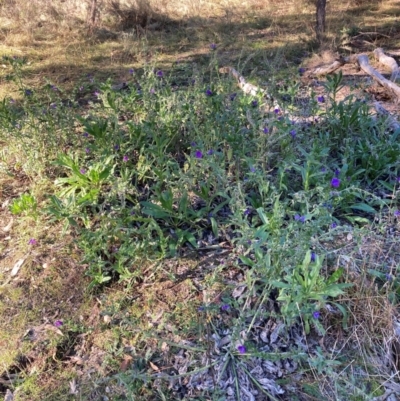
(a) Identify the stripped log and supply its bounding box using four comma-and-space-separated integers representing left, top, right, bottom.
373, 48, 400, 82
219, 67, 315, 125
219, 67, 265, 96
306, 55, 359, 77
308, 52, 400, 101
357, 54, 400, 101
305, 59, 344, 76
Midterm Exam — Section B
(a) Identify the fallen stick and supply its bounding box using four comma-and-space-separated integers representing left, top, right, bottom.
373, 48, 400, 82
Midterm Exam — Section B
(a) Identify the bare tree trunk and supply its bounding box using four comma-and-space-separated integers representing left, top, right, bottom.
87, 0, 98, 29
316, 0, 327, 43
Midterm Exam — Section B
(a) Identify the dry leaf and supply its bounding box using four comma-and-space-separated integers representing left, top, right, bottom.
3, 218, 13, 232
149, 361, 160, 372
11, 258, 25, 277
120, 355, 133, 372
69, 379, 78, 394
232, 285, 246, 298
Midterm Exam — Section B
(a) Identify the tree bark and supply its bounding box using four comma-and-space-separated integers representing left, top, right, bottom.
87, 0, 98, 28
316, 0, 327, 43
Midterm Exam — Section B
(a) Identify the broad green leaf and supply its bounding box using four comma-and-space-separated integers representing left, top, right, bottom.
350, 203, 376, 214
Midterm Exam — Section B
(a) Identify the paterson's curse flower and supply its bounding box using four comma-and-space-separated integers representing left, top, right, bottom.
195, 150, 203, 159
237, 345, 246, 354
331, 177, 341, 188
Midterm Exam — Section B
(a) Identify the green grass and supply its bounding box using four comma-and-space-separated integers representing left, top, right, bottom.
1, 1, 400, 400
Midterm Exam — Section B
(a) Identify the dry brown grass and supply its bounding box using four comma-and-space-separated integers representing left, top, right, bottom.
1, 0, 398, 101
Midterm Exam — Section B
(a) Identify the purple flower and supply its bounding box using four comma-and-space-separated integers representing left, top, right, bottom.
274, 108, 280, 114
263, 127, 269, 134
79, 86, 84, 91
298, 67, 306, 75
85, 148, 90, 153
190, 141, 197, 147
221, 304, 230, 311
317, 95, 325, 103
51, 85, 58, 91
54, 320, 63, 327
210, 43, 217, 50
129, 68, 135, 74
195, 150, 203, 159
156, 70, 164, 77
9, 98, 15, 104
290, 129, 296, 138
80, 168, 86, 174
331, 222, 337, 229
94, 91, 100, 97
311, 252, 316, 262
207, 149, 214, 155
331, 177, 341, 188
244, 208, 251, 216
237, 345, 246, 354
50, 103, 56, 109
24, 89, 32, 96
205, 89, 213, 96
312, 311, 320, 319
123, 155, 129, 162
198, 306, 205, 312
149, 88, 155, 94
83, 132, 89, 137
28, 238, 37, 245
230, 93, 237, 101
394, 210, 400, 217
251, 100, 258, 108
334, 169, 340, 177
294, 214, 306, 223
321, 167, 327, 173
114, 144, 120, 151
385, 273, 392, 281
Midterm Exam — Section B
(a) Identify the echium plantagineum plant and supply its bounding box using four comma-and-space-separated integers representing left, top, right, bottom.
272, 251, 352, 334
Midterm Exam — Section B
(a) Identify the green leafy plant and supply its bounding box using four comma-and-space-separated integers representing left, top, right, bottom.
9, 193, 38, 219
272, 251, 352, 333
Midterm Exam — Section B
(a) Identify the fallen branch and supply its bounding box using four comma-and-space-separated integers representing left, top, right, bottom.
219, 67, 315, 125
306, 55, 359, 77
219, 67, 265, 97
373, 48, 400, 82
357, 54, 400, 101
